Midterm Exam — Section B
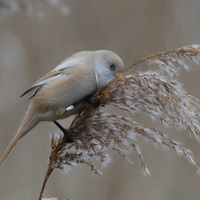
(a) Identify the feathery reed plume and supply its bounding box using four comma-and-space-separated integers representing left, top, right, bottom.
39, 45, 200, 199
123, 44, 200, 76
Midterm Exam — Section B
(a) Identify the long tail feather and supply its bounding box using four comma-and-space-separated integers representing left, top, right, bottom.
0, 106, 39, 167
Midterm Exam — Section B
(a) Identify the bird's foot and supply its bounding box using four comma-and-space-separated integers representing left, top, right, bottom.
61, 127, 73, 143
53, 121, 73, 143
87, 99, 100, 108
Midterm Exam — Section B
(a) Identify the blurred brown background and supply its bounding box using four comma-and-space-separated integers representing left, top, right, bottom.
0, 0, 200, 200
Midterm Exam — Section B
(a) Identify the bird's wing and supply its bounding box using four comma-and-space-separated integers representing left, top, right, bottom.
20, 59, 84, 98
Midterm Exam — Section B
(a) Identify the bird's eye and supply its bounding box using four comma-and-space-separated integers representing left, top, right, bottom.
110, 64, 116, 71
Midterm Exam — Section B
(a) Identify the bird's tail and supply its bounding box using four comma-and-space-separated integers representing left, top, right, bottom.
0, 105, 39, 167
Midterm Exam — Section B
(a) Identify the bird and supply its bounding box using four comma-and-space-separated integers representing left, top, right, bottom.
0, 50, 124, 167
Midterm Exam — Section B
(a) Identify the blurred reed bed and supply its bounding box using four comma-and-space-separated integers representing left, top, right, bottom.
0, 0, 69, 18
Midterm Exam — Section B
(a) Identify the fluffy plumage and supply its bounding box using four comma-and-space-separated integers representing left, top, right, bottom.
0, 50, 124, 167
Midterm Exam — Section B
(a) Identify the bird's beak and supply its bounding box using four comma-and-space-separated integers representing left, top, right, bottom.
115, 71, 122, 77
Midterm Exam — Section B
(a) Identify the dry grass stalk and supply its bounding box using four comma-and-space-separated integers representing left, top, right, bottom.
39, 45, 200, 199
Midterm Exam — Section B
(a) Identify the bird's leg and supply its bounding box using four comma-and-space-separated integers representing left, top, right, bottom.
65, 94, 100, 112
53, 121, 73, 143
53, 121, 68, 135
87, 97, 100, 108
73, 94, 100, 108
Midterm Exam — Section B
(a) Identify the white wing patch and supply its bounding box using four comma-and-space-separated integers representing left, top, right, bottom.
21, 58, 84, 98
20, 73, 63, 97
94, 71, 99, 89
52, 59, 83, 72
33, 73, 63, 88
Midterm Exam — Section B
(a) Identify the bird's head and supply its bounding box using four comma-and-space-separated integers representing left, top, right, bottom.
92, 50, 124, 87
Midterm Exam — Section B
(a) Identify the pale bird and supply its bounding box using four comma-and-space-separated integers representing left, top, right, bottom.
0, 50, 124, 167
